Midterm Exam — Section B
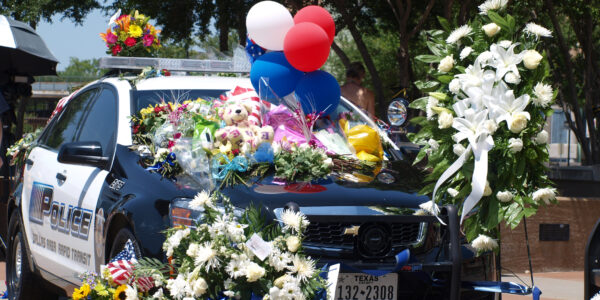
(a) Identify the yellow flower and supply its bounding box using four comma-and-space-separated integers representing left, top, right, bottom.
129, 24, 143, 38
134, 10, 146, 22
114, 284, 128, 300
72, 283, 90, 300
118, 31, 128, 42
94, 283, 109, 297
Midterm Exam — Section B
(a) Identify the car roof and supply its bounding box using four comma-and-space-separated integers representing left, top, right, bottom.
133, 75, 253, 91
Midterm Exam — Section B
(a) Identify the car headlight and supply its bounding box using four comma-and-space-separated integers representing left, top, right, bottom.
169, 198, 244, 227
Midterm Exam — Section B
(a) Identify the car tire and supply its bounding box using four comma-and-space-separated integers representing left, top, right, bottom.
6, 210, 43, 300
107, 228, 142, 262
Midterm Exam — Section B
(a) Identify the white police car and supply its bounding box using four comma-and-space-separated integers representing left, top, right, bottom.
2, 56, 494, 300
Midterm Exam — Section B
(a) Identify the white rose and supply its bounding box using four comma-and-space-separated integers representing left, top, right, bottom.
523, 50, 543, 69
438, 111, 454, 129
483, 180, 492, 196
460, 47, 473, 60
286, 236, 301, 253
504, 72, 521, 84
482, 23, 501, 37
471, 234, 498, 252
274, 275, 289, 289
447, 188, 459, 198
509, 112, 529, 133
534, 130, 549, 145
323, 157, 333, 167
532, 188, 557, 204
496, 191, 514, 202
192, 278, 208, 297
438, 55, 454, 73
428, 139, 439, 151
449, 79, 461, 94
508, 138, 524, 153
245, 262, 266, 282
453, 143, 466, 156
483, 120, 498, 134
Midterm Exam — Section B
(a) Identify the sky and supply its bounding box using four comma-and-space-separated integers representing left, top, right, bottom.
36, 9, 111, 71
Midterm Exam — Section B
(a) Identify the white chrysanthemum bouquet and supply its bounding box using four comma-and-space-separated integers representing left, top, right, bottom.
149, 191, 325, 299
409, 0, 556, 252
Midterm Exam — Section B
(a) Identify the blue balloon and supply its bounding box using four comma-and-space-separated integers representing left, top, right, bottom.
250, 52, 303, 100
294, 70, 340, 116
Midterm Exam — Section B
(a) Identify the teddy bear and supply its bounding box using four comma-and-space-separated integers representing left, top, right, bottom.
214, 100, 274, 153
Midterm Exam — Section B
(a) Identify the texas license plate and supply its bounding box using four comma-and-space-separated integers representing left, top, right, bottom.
334, 273, 398, 300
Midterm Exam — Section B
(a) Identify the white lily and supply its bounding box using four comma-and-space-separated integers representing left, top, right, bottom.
108, 9, 121, 27
454, 69, 495, 113
483, 82, 531, 132
452, 109, 491, 146
489, 43, 525, 82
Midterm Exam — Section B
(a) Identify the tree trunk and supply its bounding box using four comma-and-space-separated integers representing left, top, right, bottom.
333, 0, 386, 118
331, 41, 351, 70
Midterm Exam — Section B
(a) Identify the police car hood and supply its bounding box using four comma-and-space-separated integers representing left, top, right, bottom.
222, 159, 430, 214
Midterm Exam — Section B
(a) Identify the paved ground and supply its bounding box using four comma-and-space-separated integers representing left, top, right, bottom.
502, 272, 583, 300
0, 263, 585, 299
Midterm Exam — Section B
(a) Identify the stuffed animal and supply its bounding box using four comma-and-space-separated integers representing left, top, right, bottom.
215, 100, 274, 153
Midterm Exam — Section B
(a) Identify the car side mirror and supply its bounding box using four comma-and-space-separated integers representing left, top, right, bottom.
387, 99, 409, 127
57, 141, 109, 169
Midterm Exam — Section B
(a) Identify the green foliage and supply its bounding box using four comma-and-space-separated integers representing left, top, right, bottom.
274, 146, 331, 183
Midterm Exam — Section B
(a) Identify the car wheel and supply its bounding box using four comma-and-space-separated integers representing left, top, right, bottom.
107, 228, 142, 262
7, 210, 43, 300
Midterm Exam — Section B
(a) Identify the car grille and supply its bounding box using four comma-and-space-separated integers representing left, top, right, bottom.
303, 221, 424, 249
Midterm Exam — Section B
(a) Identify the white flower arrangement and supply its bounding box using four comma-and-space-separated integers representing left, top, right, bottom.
154, 191, 324, 299
411, 2, 556, 248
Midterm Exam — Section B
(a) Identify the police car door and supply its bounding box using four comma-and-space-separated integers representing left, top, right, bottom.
23, 85, 118, 284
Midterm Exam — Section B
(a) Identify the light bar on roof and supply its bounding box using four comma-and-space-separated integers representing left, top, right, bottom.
99, 47, 251, 73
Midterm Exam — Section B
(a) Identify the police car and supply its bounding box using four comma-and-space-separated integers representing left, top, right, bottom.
1, 57, 496, 300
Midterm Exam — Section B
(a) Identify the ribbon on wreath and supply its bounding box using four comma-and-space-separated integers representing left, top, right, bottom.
211, 154, 249, 181
146, 152, 176, 172
431, 107, 494, 224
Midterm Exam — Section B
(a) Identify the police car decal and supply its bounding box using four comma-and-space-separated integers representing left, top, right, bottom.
29, 181, 93, 240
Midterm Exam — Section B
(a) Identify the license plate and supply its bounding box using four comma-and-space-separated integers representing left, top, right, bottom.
334, 273, 398, 300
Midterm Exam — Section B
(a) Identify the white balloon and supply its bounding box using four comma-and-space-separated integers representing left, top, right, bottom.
246, 1, 294, 51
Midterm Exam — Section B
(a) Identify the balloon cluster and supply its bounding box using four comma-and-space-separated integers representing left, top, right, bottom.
246, 1, 340, 116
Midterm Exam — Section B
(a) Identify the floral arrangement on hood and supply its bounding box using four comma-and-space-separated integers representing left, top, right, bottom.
100, 9, 161, 57
409, 0, 556, 251
130, 86, 378, 188
72, 191, 326, 299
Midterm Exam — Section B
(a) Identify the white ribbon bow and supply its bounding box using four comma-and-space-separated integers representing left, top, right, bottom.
432, 107, 494, 224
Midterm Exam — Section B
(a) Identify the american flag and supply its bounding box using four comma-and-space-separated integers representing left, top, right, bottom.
107, 240, 154, 292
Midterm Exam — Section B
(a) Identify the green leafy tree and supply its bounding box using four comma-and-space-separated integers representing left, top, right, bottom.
0, 0, 99, 28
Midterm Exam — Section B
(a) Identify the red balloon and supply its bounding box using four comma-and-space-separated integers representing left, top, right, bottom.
294, 5, 335, 44
284, 22, 330, 72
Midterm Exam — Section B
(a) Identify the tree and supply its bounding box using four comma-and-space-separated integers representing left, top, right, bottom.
59, 58, 102, 79
541, 0, 600, 165
505, 0, 600, 165
0, 0, 99, 28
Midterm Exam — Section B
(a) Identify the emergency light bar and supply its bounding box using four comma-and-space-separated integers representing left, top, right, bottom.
99, 47, 251, 73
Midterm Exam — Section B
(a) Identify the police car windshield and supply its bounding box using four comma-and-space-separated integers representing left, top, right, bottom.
132, 89, 227, 113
